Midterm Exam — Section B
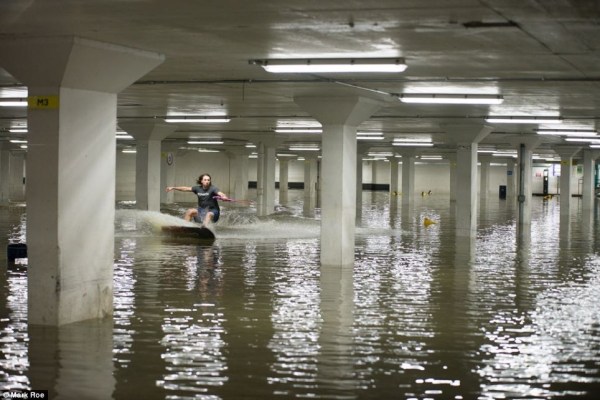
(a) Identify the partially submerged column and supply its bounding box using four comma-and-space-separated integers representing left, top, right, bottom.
581, 149, 600, 212
9, 151, 26, 202
0, 36, 164, 325
507, 135, 541, 228
400, 149, 417, 207
303, 154, 319, 212
506, 158, 517, 201
0, 144, 10, 204
444, 152, 457, 202
226, 147, 250, 203
119, 122, 174, 212
479, 155, 492, 201
389, 156, 399, 196
554, 146, 582, 219
160, 143, 179, 204
295, 95, 382, 266
278, 157, 290, 204
443, 124, 492, 237
256, 140, 277, 216
356, 144, 369, 218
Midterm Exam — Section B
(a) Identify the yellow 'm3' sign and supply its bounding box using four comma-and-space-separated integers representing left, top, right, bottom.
28, 95, 59, 109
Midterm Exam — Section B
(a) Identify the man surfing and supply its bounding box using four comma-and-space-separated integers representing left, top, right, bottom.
166, 173, 229, 226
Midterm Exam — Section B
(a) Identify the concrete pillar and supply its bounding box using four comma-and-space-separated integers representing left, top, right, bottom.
256, 141, 276, 216
0, 145, 10, 203
582, 149, 600, 211
295, 95, 382, 266
356, 144, 369, 218
507, 136, 542, 228
443, 124, 493, 237
0, 36, 164, 325
389, 156, 399, 196
159, 143, 179, 204
555, 146, 582, 219
226, 148, 250, 202
9, 151, 25, 202
278, 157, 290, 204
119, 122, 173, 212
303, 155, 318, 212
506, 158, 517, 201
400, 149, 416, 207
479, 155, 492, 201
444, 153, 457, 202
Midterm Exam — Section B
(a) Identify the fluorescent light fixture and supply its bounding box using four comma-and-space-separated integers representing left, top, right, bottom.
399, 93, 503, 104
394, 137, 432, 143
420, 155, 443, 160
536, 129, 597, 136
392, 142, 433, 147
117, 135, 134, 140
277, 153, 298, 157
357, 136, 384, 140
197, 148, 220, 153
250, 57, 407, 73
368, 152, 394, 157
564, 138, 600, 143
289, 146, 320, 151
122, 149, 136, 154
245, 143, 256, 148
485, 116, 563, 124
275, 128, 322, 133
10, 139, 27, 144
0, 98, 27, 107
9, 128, 28, 133
357, 131, 383, 136
188, 140, 224, 145
590, 145, 600, 148
165, 116, 230, 123
20, 145, 27, 149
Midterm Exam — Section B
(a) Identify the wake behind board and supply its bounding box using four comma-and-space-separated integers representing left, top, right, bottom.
161, 225, 216, 240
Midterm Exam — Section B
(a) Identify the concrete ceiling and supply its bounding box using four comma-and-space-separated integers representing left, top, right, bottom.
1, 0, 600, 159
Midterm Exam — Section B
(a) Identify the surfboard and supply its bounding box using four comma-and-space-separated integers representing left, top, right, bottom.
161, 225, 216, 240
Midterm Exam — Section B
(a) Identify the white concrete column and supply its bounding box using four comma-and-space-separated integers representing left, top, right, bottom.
303, 155, 318, 211
389, 156, 399, 196
256, 141, 276, 216
9, 151, 25, 202
278, 157, 290, 204
226, 148, 250, 202
119, 122, 173, 212
555, 146, 582, 218
582, 149, 600, 211
444, 153, 457, 202
506, 158, 517, 201
508, 136, 541, 228
0, 145, 10, 203
479, 155, 492, 201
0, 36, 164, 325
356, 145, 369, 214
443, 124, 492, 237
400, 149, 416, 206
159, 143, 179, 204
295, 95, 382, 266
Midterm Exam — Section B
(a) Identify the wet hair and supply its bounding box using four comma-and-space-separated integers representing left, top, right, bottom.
196, 173, 212, 185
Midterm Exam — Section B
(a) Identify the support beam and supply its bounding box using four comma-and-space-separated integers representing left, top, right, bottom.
443, 124, 492, 237
119, 122, 174, 212
0, 36, 164, 325
295, 95, 382, 266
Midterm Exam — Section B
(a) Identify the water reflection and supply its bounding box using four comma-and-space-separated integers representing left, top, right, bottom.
0, 195, 599, 398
